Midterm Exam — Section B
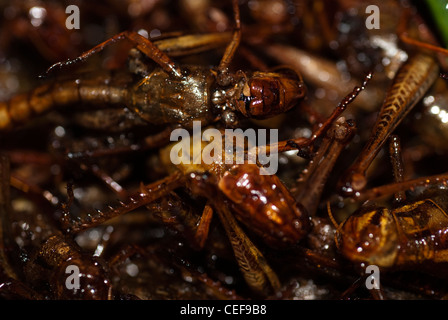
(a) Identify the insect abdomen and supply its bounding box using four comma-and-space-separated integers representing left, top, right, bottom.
0, 72, 130, 132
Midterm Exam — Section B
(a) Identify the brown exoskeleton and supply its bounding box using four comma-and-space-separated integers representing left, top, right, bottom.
336, 189, 448, 269
336, 7, 448, 196
62, 121, 354, 295
0, 154, 116, 299
0, 159, 239, 299
0, 0, 305, 132
332, 135, 448, 275
57, 74, 370, 295
338, 52, 439, 195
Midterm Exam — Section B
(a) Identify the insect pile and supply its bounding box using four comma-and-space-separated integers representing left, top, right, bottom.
2, 0, 448, 300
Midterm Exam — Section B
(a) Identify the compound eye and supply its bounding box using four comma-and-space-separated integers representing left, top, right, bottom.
240, 92, 252, 114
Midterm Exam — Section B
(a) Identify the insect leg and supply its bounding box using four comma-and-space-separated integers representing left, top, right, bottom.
0, 276, 41, 299
214, 199, 280, 295
194, 203, 214, 250
389, 135, 406, 204
340, 275, 386, 300
10, 175, 59, 205
46, 31, 182, 78
256, 72, 371, 155
339, 53, 439, 195
293, 117, 356, 216
145, 193, 213, 250
217, 0, 241, 73
64, 171, 184, 234
66, 125, 176, 160
352, 172, 448, 203
0, 154, 19, 280
75, 162, 128, 199
154, 32, 234, 57
397, 7, 448, 67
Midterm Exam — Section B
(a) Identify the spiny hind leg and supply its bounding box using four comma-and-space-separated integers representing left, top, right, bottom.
213, 200, 280, 295
61, 171, 184, 234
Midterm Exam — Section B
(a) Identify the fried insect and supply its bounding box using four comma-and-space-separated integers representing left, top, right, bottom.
4, 0, 448, 301
0, 154, 115, 300
339, 53, 439, 195
23, 233, 113, 299
0, 0, 305, 132
57, 74, 369, 295
336, 189, 448, 269
334, 136, 448, 272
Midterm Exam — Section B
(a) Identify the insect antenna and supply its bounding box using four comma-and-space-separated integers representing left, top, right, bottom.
400, 34, 448, 56
253, 72, 372, 156
326, 201, 339, 230
397, 6, 448, 69
326, 201, 343, 249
